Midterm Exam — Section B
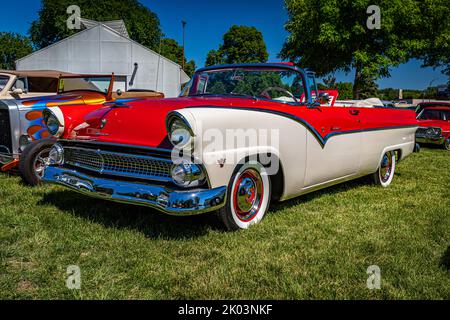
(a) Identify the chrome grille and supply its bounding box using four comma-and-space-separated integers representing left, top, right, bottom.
0, 109, 12, 155
64, 147, 172, 181
416, 128, 428, 137
416, 127, 441, 138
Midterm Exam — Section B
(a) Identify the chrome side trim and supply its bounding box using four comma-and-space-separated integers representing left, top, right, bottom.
185, 105, 418, 148
43, 166, 227, 216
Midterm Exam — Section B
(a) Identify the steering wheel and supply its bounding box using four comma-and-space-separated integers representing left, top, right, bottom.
260, 87, 298, 102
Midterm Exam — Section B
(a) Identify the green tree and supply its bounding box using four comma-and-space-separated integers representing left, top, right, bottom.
280, 0, 424, 99
30, 0, 162, 51
0, 32, 33, 69
319, 80, 353, 100
407, 0, 449, 84
205, 25, 268, 66
160, 38, 196, 77
205, 50, 223, 67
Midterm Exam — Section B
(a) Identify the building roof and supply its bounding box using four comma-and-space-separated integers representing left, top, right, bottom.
80, 18, 130, 38
15, 21, 189, 84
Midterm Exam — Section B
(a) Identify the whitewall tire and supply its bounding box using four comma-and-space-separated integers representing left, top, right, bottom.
372, 151, 396, 187
217, 161, 271, 231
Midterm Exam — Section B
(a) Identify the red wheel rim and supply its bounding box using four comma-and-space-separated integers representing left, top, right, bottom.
380, 152, 393, 183
233, 169, 264, 222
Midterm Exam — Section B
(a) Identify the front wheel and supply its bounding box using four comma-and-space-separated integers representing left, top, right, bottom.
217, 161, 271, 231
19, 139, 55, 186
372, 151, 396, 187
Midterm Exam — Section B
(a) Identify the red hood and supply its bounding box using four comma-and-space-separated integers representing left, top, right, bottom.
71, 96, 265, 149
417, 119, 450, 132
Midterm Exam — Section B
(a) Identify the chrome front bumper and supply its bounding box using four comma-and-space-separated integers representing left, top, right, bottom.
43, 166, 227, 215
415, 136, 446, 145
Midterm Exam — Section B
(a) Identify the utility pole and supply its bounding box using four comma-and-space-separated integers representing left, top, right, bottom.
182, 20, 187, 70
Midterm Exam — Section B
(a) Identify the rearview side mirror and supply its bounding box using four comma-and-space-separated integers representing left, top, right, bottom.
12, 88, 24, 95
317, 92, 330, 105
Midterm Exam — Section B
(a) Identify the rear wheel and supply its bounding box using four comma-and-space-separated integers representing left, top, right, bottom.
372, 151, 396, 187
217, 161, 271, 231
19, 140, 55, 186
444, 138, 450, 151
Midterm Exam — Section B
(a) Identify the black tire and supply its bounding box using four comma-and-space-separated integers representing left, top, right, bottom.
19, 139, 55, 186
371, 151, 396, 187
444, 138, 450, 151
217, 161, 271, 231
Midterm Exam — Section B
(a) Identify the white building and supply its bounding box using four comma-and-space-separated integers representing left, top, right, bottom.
16, 19, 189, 97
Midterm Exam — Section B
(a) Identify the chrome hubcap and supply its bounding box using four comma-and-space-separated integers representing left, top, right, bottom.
34, 149, 51, 179
380, 152, 393, 183
445, 139, 450, 150
233, 169, 264, 222
236, 177, 256, 213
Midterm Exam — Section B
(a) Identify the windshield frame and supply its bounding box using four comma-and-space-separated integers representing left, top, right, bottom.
417, 108, 450, 121
186, 64, 313, 105
58, 75, 114, 95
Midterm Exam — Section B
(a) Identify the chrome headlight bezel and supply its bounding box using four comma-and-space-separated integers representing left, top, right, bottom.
49, 143, 64, 165
171, 161, 206, 188
43, 108, 64, 138
166, 112, 195, 149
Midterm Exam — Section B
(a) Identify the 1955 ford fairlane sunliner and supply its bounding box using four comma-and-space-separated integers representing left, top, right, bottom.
41, 63, 418, 230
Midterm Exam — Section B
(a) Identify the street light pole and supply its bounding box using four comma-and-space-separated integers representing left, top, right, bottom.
182, 20, 187, 71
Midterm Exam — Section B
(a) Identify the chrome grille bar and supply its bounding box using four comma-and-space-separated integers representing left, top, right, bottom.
64, 147, 173, 182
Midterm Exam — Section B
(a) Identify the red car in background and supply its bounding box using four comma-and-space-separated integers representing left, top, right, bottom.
415, 102, 450, 150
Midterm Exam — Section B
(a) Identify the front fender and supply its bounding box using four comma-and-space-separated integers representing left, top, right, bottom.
173, 107, 307, 198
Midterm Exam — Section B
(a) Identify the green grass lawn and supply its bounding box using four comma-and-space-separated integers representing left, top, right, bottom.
1, 148, 449, 300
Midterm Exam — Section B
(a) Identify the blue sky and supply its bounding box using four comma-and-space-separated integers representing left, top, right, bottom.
0, 0, 447, 89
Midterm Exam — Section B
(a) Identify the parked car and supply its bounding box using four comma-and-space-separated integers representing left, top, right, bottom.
41, 63, 418, 230
415, 102, 450, 150
0, 70, 73, 99
0, 73, 164, 185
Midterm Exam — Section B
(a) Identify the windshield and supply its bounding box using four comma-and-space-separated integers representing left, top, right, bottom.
0, 76, 10, 91
418, 109, 450, 121
58, 76, 114, 94
185, 68, 307, 104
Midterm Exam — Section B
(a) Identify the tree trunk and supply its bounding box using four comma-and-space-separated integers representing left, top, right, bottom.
353, 64, 362, 100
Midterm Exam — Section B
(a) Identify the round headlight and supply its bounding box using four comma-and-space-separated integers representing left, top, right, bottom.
171, 162, 206, 188
43, 108, 64, 137
49, 143, 64, 165
167, 116, 194, 149
19, 135, 32, 150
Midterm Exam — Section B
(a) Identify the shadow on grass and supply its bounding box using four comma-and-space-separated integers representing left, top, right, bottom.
270, 175, 371, 213
39, 175, 373, 238
440, 246, 450, 270
39, 190, 225, 240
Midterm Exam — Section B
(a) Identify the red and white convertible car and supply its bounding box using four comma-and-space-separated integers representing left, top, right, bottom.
42, 63, 418, 230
